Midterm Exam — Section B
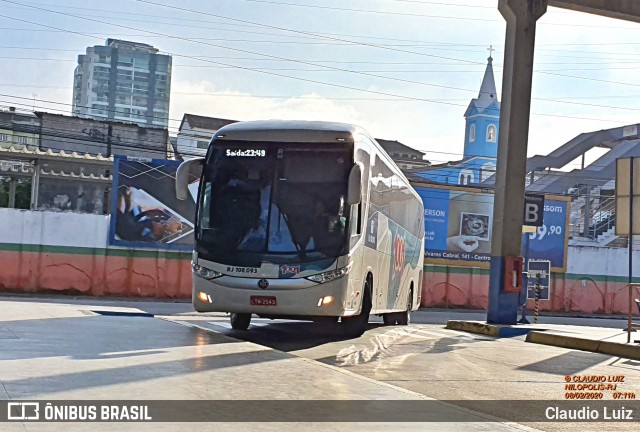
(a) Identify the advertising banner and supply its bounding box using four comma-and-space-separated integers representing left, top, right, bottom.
414, 183, 569, 272
523, 199, 568, 270
109, 156, 198, 250
615, 156, 640, 235
527, 260, 551, 300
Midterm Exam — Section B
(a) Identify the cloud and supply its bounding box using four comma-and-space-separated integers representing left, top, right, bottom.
168, 79, 465, 153
169, 80, 360, 125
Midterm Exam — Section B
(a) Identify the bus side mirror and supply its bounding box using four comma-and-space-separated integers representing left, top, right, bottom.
176, 157, 204, 200
347, 164, 362, 205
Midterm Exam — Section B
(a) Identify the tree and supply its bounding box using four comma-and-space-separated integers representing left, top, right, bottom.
0, 177, 31, 209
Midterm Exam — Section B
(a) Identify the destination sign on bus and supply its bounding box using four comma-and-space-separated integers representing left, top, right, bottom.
225, 149, 267, 157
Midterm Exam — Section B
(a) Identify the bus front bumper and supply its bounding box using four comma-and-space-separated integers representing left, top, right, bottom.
192, 274, 352, 317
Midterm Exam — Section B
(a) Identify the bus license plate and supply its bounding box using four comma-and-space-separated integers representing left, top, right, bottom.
250, 296, 277, 306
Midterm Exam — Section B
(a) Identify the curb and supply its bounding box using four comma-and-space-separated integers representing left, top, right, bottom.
421, 307, 630, 321
526, 331, 640, 360
447, 319, 640, 360
445, 320, 537, 337
91, 310, 155, 318
446, 320, 500, 336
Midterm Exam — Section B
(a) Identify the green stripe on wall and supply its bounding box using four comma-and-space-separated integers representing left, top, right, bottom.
0, 243, 191, 260
559, 273, 640, 284
424, 264, 490, 275
0, 244, 636, 283
423, 264, 640, 283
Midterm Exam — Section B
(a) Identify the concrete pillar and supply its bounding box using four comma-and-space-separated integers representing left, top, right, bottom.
8, 177, 17, 208
487, 0, 547, 324
583, 186, 591, 236
30, 160, 40, 210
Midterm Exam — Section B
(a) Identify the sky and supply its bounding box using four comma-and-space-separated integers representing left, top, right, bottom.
1, 0, 640, 166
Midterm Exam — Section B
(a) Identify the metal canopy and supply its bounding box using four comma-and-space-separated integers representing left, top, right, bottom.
549, 0, 640, 23
487, 0, 640, 324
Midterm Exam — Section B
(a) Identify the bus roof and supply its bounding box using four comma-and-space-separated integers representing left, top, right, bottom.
209, 119, 423, 207
214, 120, 369, 143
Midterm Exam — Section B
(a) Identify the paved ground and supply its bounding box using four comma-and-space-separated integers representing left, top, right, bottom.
3, 295, 640, 431
0, 297, 538, 432
418, 308, 632, 329
4, 293, 632, 327
172, 314, 640, 431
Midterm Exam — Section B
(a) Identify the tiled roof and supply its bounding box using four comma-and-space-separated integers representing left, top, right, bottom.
376, 139, 425, 157
180, 114, 238, 131
0, 145, 113, 162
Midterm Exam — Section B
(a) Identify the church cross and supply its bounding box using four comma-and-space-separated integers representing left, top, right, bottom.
487, 45, 495, 58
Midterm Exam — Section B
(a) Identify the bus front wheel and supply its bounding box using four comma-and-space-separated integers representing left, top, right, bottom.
341, 281, 372, 337
230, 313, 252, 330
383, 313, 398, 326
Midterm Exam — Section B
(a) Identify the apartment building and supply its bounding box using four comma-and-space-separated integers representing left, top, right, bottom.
72, 39, 171, 128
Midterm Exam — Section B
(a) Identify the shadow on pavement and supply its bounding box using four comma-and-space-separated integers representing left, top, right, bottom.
3, 347, 290, 398
210, 320, 368, 352
0, 315, 241, 361
516, 351, 612, 376
0, 315, 296, 398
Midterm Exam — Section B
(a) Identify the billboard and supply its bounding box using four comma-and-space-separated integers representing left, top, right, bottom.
615, 157, 640, 235
413, 183, 569, 272
527, 260, 551, 300
109, 156, 198, 250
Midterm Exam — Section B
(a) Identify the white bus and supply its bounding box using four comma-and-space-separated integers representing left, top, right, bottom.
176, 120, 425, 336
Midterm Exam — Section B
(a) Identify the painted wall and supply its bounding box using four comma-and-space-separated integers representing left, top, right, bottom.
414, 156, 497, 186
2, 208, 639, 314
37, 112, 168, 159
0, 208, 191, 298
422, 245, 640, 314
176, 125, 209, 157
463, 117, 499, 158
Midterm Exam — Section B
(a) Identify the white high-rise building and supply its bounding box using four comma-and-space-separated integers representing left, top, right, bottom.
72, 39, 171, 128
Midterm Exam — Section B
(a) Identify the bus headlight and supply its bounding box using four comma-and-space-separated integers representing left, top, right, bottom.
192, 263, 222, 280
197, 292, 213, 303
306, 265, 351, 284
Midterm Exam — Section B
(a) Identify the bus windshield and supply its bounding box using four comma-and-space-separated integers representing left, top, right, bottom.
197, 141, 352, 266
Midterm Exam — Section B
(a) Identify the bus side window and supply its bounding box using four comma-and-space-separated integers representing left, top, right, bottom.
201, 183, 211, 227
350, 202, 361, 236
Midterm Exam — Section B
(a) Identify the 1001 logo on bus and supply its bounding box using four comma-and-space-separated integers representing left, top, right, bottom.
393, 234, 406, 273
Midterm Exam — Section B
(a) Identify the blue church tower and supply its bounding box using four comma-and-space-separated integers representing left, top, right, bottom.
463, 54, 500, 159
415, 49, 499, 185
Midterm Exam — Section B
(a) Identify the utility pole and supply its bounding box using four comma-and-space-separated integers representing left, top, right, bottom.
107, 124, 113, 157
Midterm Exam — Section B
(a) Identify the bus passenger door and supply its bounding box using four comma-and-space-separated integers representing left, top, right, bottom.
347, 199, 365, 311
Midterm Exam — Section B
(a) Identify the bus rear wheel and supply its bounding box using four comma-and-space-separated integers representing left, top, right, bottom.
230, 313, 251, 330
397, 288, 413, 326
383, 288, 412, 326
